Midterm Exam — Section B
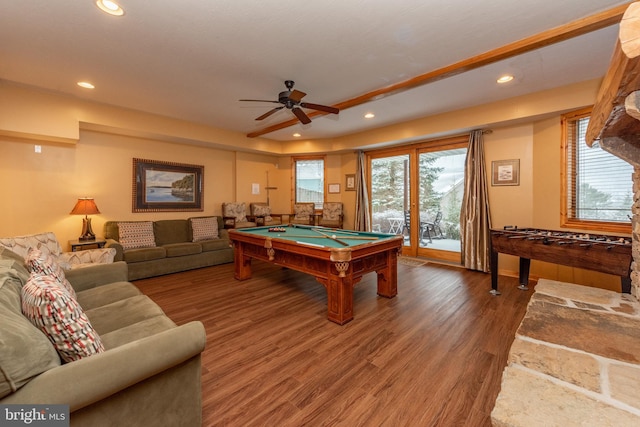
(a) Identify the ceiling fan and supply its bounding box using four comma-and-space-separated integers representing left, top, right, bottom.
240, 80, 339, 125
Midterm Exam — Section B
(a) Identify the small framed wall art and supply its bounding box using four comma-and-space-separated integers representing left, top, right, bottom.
491, 159, 520, 186
345, 174, 356, 191
328, 183, 341, 194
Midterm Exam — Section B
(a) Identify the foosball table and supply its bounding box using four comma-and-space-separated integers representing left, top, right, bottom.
490, 227, 632, 295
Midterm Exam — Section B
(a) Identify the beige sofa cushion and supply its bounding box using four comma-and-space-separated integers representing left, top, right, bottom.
122, 247, 167, 263
0, 260, 61, 399
76, 281, 143, 310
84, 295, 166, 335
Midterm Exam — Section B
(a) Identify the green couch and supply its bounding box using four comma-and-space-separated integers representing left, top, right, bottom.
104, 216, 233, 281
0, 247, 205, 426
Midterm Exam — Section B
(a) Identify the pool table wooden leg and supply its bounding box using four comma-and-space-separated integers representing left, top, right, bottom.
233, 242, 252, 280
376, 250, 398, 298
319, 275, 358, 325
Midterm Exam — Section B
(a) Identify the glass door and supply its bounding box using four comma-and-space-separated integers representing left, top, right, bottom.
370, 154, 415, 248
416, 147, 467, 263
368, 136, 468, 263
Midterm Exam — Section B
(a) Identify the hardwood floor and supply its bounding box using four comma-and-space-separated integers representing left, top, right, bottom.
134, 259, 532, 427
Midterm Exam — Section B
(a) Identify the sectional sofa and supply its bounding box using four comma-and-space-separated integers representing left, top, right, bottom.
0, 246, 205, 426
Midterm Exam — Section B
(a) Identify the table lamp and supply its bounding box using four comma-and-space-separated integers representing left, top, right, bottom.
70, 197, 101, 241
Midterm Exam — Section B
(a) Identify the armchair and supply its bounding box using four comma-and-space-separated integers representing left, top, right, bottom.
249, 203, 283, 226
290, 203, 316, 226
0, 232, 115, 269
318, 202, 344, 229
222, 202, 257, 229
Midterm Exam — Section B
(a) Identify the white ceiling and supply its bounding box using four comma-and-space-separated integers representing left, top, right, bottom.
0, 0, 631, 142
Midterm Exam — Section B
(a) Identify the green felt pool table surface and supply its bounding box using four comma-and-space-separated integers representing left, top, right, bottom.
233, 225, 397, 248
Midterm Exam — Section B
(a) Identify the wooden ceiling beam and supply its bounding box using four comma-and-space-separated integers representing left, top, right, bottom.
587, 2, 640, 145
247, 3, 632, 139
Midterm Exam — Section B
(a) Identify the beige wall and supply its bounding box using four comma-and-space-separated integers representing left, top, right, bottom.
0, 79, 622, 289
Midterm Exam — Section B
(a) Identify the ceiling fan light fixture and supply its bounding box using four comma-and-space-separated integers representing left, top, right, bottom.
240, 80, 339, 126
364, 113, 375, 119
96, 0, 125, 16
293, 133, 301, 138
497, 75, 514, 84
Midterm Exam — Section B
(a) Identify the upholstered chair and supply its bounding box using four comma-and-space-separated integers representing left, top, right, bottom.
222, 202, 257, 229
318, 202, 344, 229
290, 202, 316, 226
0, 232, 116, 269
249, 203, 282, 226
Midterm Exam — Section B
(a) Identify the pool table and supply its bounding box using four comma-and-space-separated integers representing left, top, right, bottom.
228, 225, 403, 324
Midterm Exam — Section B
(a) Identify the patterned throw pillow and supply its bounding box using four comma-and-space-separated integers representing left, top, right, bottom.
25, 248, 76, 300
21, 274, 105, 362
118, 222, 156, 250
191, 217, 219, 242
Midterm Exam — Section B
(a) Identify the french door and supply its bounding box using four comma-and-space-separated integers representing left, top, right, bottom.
368, 136, 467, 263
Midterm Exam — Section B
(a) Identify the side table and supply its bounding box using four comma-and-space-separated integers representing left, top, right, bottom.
69, 238, 107, 252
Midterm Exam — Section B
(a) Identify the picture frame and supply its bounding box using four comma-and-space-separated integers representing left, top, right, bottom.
345, 174, 356, 191
491, 159, 520, 186
328, 183, 341, 194
132, 158, 204, 212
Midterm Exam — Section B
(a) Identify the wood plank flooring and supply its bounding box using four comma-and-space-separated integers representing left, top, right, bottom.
134, 259, 532, 427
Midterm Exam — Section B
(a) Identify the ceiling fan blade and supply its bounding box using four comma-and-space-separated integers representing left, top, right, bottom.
288, 89, 306, 103
292, 107, 311, 124
239, 99, 281, 104
300, 102, 339, 114
255, 106, 284, 121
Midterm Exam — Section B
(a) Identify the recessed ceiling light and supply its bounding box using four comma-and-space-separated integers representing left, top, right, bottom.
364, 113, 375, 119
293, 133, 301, 138
96, 0, 124, 16
497, 75, 514, 84
77, 81, 95, 89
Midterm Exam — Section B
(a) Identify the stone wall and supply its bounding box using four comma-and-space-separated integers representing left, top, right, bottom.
632, 167, 640, 299
492, 279, 640, 426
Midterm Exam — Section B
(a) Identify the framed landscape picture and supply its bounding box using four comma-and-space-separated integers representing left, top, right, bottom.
132, 158, 204, 212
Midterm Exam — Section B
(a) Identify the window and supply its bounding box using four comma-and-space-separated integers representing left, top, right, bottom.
561, 108, 632, 233
293, 156, 325, 209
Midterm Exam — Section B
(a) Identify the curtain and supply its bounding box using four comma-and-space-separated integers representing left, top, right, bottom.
354, 150, 371, 231
461, 130, 492, 272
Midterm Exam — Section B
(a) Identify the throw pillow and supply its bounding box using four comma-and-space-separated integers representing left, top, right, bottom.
191, 217, 219, 242
21, 274, 105, 363
25, 248, 76, 300
118, 221, 156, 250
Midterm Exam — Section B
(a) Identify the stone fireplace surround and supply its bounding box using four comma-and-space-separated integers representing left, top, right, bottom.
492, 3, 640, 424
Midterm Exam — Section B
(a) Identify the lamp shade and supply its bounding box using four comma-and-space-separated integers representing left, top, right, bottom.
70, 198, 100, 216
